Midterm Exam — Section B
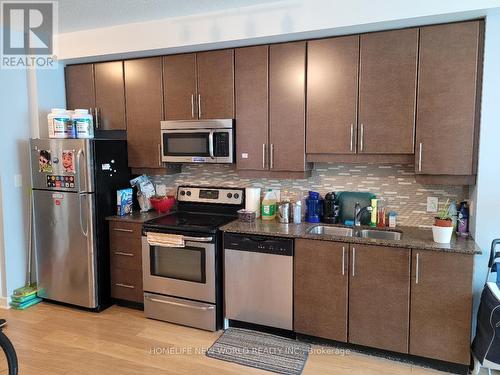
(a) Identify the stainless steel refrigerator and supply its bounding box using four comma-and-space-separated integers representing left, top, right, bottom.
30, 138, 129, 310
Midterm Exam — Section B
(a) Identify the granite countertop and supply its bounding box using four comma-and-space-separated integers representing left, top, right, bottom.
221, 220, 481, 255
105, 210, 168, 224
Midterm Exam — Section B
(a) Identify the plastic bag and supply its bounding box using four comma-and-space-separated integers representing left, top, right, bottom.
130, 175, 155, 212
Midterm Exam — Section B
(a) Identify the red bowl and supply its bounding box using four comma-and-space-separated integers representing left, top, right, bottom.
150, 196, 175, 213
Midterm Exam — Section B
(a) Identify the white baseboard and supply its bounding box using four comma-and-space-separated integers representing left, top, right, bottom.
0, 297, 10, 309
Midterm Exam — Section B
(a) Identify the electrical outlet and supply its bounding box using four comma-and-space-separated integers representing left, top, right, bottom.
14, 174, 22, 188
427, 197, 438, 213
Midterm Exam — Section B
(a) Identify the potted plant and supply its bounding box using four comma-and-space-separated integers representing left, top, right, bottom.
432, 199, 454, 243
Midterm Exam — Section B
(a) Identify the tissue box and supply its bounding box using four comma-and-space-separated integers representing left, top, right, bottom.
117, 188, 133, 216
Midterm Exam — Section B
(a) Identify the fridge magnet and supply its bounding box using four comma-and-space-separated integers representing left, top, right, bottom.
62, 150, 75, 173
38, 150, 52, 173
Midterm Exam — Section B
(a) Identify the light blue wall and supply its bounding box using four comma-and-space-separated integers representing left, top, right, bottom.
472, 11, 500, 317
0, 67, 31, 298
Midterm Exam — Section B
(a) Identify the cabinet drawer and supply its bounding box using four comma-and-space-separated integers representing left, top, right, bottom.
109, 221, 142, 248
109, 221, 142, 237
110, 248, 142, 271
111, 268, 143, 303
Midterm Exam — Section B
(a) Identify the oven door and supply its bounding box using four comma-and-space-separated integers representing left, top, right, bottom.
161, 129, 214, 163
142, 234, 215, 303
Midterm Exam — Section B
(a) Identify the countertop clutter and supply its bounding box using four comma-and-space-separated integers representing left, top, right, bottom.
221, 220, 481, 255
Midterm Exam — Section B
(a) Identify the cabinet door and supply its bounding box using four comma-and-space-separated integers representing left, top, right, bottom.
94, 61, 126, 130
358, 28, 418, 154
124, 57, 163, 168
349, 244, 410, 353
307, 35, 359, 154
235, 46, 269, 170
65, 64, 95, 110
269, 41, 308, 172
197, 49, 235, 119
416, 21, 482, 175
295, 239, 348, 342
410, 250, 473, 365
163, 53, 198, 120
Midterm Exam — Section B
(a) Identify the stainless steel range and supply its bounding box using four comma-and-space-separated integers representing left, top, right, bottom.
142, 186, 244, 331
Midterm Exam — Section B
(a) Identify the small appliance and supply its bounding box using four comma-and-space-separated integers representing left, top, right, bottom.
322, 192, 339, 224
160, 119, 234, 164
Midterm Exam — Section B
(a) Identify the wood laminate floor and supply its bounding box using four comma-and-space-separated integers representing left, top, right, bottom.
0, 302, 493, 374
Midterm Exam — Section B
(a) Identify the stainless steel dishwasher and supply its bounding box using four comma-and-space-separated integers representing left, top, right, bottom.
223, 233, 293, 330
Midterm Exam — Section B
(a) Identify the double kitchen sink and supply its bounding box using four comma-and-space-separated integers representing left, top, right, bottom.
307, 225, 402, 241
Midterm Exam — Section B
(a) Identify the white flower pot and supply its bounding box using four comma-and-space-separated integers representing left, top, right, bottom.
432, 225, 453, 244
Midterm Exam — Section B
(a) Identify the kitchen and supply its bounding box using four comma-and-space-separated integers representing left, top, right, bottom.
1, 1, 500, 375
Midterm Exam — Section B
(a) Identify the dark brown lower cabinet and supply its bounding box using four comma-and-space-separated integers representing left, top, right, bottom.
109, 221, 143, 303
294, 239, 348, 342
409, 250, 474, 365
348, 244, 410, 353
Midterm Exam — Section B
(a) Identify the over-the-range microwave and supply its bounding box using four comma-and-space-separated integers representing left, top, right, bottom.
161, 119, 234, 164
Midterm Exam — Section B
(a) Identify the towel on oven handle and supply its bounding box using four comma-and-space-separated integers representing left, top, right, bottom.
146, 232, 185, 248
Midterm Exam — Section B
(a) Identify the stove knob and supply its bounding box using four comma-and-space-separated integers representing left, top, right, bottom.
227, 193, 232, 198
180, 191, 185, 196
186, 191, 191, 196
234, 193, 239, 199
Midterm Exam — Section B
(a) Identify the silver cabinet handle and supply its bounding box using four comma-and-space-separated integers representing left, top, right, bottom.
415, 253, 420, 284
418, 142, 423, 172
270, 144, 274, 169
360, 123, 364, 152
350, 124, 354, 152
114, 251, 134, 257
145, 296, 215, 311
95, 107, 100, 129
158, 143, 162, 166
191, 94, 195, 118
115, 283, 134, 289
352, 247, 356, 277
198, 94, 202, 118
113, 228, 133, 233
262, 144, 266, 169
342, 246, 345, 276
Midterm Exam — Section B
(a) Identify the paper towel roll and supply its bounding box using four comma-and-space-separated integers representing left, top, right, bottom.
245, 187, 261, 218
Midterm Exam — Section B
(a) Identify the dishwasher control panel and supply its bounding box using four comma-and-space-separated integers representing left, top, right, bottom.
223, 233, 293, 256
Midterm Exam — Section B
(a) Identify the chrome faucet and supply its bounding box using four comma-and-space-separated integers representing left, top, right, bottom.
354, 202, 373, 226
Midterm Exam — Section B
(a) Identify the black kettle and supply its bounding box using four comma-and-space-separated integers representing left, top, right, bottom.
322, 192, 339, 224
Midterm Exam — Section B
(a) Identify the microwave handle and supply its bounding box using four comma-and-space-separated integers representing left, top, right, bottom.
208, 131, 215, 159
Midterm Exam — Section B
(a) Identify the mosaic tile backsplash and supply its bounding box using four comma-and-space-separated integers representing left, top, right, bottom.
150, 163, 468, 228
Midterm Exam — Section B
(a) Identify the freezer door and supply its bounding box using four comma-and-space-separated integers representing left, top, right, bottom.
30, 138, 94, 192
33, 190, 98, 308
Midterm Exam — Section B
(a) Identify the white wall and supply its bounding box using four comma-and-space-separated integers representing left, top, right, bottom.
56, 0, 500, 62
0, 67, 32, 302
471, 10, 500, 319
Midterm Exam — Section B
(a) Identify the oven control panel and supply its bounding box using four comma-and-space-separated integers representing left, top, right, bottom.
177, 186, 244, 205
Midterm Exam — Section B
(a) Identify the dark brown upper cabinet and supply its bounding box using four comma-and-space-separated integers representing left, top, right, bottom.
294, 239, 348, 342
65, 61, 126, 131
235, 45, 269, 171
409, 250, 473, 365
65, 64, 95, 111
349, 244, 411, 354
307, 35, 359, 155
163, 50, 234, 120
124, 57, 164, 169
415, 20, 483, 178
269, 41, 310, 173
358, 28, 418, 154
163, 53, 197, 120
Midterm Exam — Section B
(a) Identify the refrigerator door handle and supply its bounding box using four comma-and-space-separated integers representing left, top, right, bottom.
79, 193, 88, 237
76, 149, 84, 192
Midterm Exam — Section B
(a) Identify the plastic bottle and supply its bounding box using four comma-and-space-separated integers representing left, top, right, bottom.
457, 201, 469, 237
48, 108, 66, 138
293, 200, 302, 224
261, 189, 277, 221
73, 109, 94, 138
448, 201, 458, 230
370, 198, 378, 227
53, 110, 75, 138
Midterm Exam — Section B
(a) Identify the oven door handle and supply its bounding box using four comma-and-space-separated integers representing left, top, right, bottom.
145, 296, 215, 311
208, 130, 215, 159
183, 236, 213, 243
